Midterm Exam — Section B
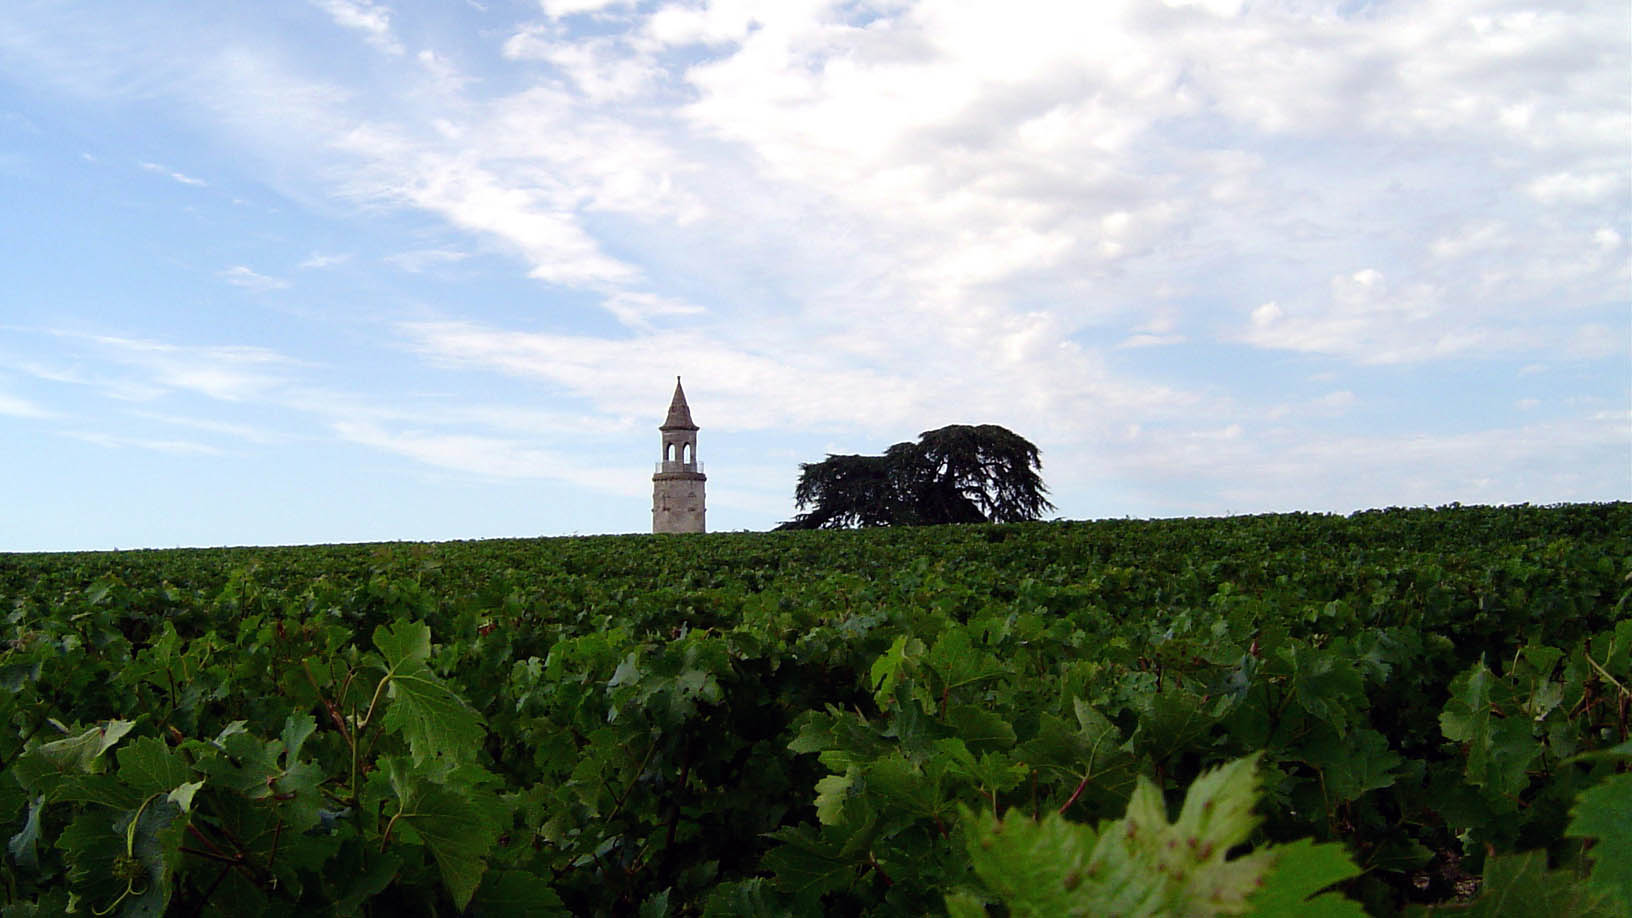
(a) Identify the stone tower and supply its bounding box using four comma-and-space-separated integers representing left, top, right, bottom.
652, 377, 706, 533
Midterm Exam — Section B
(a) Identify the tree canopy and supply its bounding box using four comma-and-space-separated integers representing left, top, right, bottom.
778, 424, 1053, 529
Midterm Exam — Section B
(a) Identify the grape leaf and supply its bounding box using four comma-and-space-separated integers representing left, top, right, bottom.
375, 622, 486, 764
7, 796, 43, 868
1567, 772, 1632, 910
116, 736, 192, 796
1246, 838, 1365, 917
954, 754, 1365, 917
1440, 662, 1540, 798
58, 801, 182, 918
471, 869, 567, 916
763, 824, 867, 901
702, 878, 783, 917
1302, 727, 1402, 802
12, 720, 136, 789
385, 759, 506, 911
813, 770, 858, 826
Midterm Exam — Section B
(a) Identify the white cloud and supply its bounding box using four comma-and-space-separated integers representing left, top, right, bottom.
337, 123, 641, 287
1110, 413, 1628, 515
332, 419, 645, 493
1569, 323, 1626, 360
133, 411, 292, 444
75, 334, 297, 403
539, 0, 632, 19
299, 252, 352, 269
66, 431, 226, 457
1316, 390, 1356, 410
1430, 222, 1508, 260
219, 265, 290, 291
394, 314, 1197, 471
138, 161, 207, 186
416, 50, 474, 92
0, 391, 52, 419
1525, 171, 1622, 205
396, 320, 926, 432
505, 30, 658, 101
383, 248, 470, 272
309, 0, 404, 55
601, 291, 706, 329
1237, 269, 1518, 364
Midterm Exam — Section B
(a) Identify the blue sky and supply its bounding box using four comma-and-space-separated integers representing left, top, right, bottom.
1, 0, 1627, 551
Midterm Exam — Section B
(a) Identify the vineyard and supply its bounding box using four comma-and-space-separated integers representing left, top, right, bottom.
1, 503, 1629, 916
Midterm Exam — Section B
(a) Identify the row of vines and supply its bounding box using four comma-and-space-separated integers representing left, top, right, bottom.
0, 503, 1628, 915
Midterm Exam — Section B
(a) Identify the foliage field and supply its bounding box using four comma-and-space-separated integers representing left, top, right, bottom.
1, 503, 1629, 915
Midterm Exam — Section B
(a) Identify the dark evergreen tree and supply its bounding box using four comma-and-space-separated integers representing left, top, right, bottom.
778, 424, 1052, 529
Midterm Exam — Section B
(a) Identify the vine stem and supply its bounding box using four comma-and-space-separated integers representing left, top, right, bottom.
1584, 651, 1629, 697
381, 809, 404, 851
1059, 771, 1093, 815
605, 738, 660, 823
179, 847, 243, 865
186, 865, 233, 918
301, 660, 352, 745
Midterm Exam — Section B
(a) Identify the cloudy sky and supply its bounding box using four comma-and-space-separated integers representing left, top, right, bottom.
1, 0, 1626, 551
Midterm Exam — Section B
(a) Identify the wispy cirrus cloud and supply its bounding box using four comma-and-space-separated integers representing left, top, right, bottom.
41, 332, 301, 403
299, 251, 352, 269
219, 265, 290, 291
383, 248, 469, 273
309, 0, 403, 55
332, 419, 645, 494
65, 430, 226, 457
0, 391, 53, 419
138, 161, 206, 186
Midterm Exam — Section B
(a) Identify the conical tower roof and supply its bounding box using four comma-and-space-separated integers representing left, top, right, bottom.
662, 376, 697, 430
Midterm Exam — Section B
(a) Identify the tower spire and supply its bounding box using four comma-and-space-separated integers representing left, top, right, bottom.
663, 376, 697, 430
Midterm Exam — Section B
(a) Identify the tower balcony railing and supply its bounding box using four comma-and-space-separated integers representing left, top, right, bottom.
655, 460, 704, 474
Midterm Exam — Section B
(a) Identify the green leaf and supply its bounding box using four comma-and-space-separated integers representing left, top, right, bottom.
12, 720, 136, 790
813, 770, 858, 826
954, 754, 1365, 917
957, 806, 1099, 917
1302, 728, 1401, 802
1246, 839, 1366, 917
165, 780, 204, 815
375, 621, 486, 764
1567, 772, 1632, 909
1440, 662, 1540, 798
945, 890, 991, 918
280, 713, 317, 764
1283, 645, 1366, 732
385, 760, 507, 911
763, 824, 866, 901
330, 847, 402, 915
947, 704, 1017, 751
864, 752, 944, 821
702, 878, 783, 917
470, 869, 567, 916
58, 801, 183, 918
7, 796, 43, 869
871, 634, 920, 705
45, 775, 142, 809
638, 887, 672, 918
116, 736, 192, 796
274, 760, 327, 834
